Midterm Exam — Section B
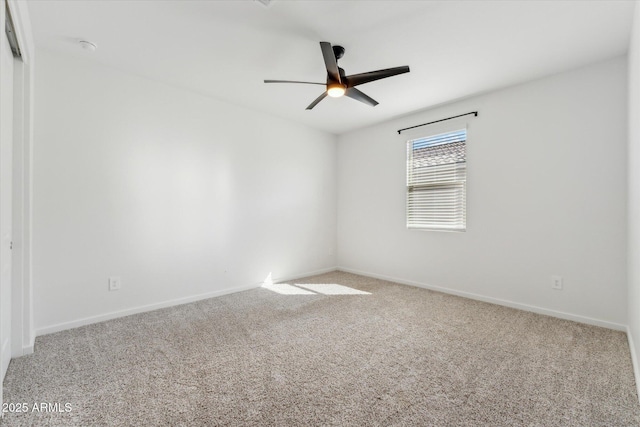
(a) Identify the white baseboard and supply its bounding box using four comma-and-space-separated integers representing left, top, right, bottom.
35, 266, 339, 337
22, 334, 34, 355
337, 266, 627, 331
36, 283, 261, 337
627, 327, 640, 401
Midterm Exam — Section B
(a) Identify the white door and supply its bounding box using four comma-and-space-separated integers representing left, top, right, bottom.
1, 19, 14, 382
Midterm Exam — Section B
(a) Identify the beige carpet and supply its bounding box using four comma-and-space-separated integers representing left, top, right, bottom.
2, 271, 639, 426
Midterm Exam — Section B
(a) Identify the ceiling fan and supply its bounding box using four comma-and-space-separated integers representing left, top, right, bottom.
264, 42, 410, 110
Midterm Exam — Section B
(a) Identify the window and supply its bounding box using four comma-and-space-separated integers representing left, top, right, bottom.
406, 128, 466, 231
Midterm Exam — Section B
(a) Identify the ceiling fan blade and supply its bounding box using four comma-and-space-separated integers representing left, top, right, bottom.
345, 88, 379, 107
264, 80, 325, 85
320, 41, 341, 83
306, 92, 328, 110
346, 66, 410, 87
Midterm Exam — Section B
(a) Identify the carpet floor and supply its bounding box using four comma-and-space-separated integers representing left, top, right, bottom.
2, 271, 639, 426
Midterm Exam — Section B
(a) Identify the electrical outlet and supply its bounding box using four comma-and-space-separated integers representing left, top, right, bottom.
108, 276, 122, 291
551, 275, 563, 290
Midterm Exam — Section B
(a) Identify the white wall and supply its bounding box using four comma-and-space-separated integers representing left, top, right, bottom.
338, 57, 628, 328
33, 49, 337, 334
31, 45, 631, 337
628, 0, 640, 392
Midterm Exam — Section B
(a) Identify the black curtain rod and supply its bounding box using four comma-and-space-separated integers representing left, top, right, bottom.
397, 111, 478, 135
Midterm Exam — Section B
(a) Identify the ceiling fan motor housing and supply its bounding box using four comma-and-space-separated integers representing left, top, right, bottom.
330, 68, 347, 85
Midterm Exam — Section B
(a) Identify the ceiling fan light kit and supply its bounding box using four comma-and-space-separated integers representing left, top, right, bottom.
327, 83, 346, 98
264, 41, 410, 110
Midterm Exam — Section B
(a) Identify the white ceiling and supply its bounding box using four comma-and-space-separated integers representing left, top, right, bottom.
27, 0, 635, 135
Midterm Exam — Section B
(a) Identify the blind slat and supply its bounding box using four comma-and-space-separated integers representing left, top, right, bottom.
407, 128, 466, 231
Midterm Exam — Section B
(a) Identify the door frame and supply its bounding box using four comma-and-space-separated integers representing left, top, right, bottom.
7, 0, 34, 360
1, 1, 15, 384
0, 0, 34, 412
2, 0, 34, 367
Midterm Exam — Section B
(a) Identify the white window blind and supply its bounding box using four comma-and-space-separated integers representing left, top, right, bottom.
406, 128, 466, 231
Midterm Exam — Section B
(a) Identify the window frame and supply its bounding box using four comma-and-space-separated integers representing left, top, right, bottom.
405, 126, 467, 232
